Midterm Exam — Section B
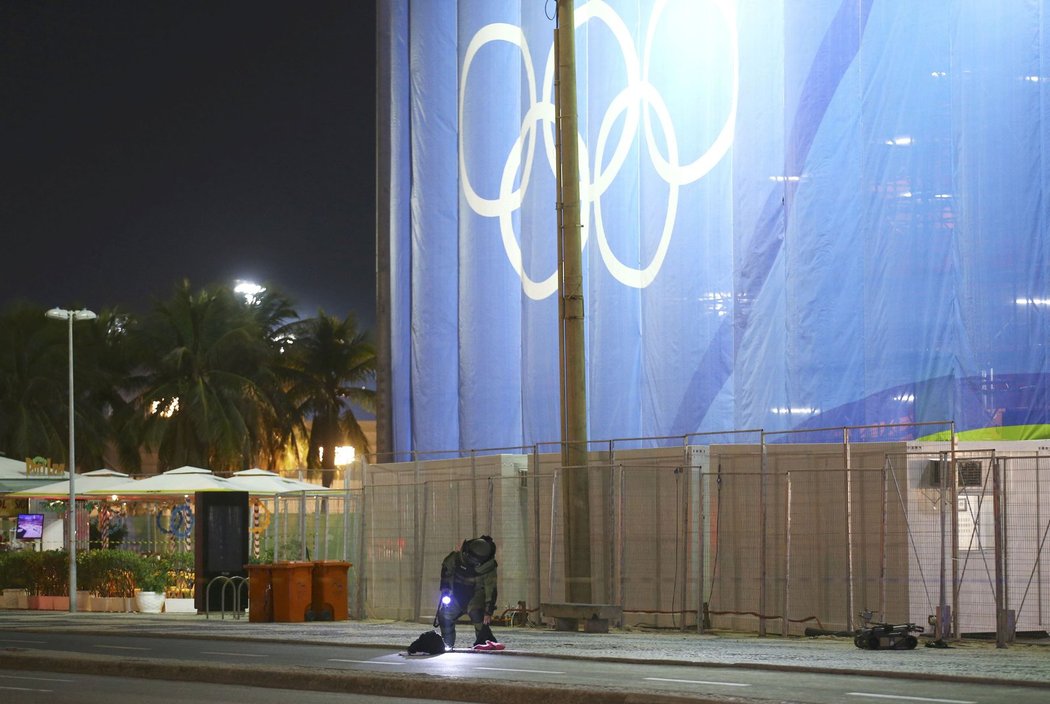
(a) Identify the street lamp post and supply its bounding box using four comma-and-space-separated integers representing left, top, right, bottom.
46, 307, 97, 614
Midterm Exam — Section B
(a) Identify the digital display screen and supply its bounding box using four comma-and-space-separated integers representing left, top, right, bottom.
16, 513, 44, 540
205, 502, 247, 575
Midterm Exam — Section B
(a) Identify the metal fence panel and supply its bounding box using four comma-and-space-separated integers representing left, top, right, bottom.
322, 439, 1050, 645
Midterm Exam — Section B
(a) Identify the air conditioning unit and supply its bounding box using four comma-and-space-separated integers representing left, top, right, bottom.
922, 459, 984, 488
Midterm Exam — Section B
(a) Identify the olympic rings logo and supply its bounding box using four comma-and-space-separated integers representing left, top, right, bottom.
459, 0, 738, 300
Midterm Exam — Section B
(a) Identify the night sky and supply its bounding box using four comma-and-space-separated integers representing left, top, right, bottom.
0, 1, 377, 327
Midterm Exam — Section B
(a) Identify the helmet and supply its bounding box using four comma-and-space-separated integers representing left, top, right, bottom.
461, 536, 495, 566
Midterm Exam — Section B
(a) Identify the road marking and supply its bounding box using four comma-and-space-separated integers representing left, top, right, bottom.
199, 651, 268, 658
0, 639, 46, 644
329, 659, 404, 665
93, 645, 150, 651
0, 685, 53, 692
0, 674, 75, 683
847, 694, 976, 704
644, 677, 751, 687
475, 666, 565, 675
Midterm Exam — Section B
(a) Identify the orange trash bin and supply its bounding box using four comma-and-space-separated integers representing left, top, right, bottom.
311, 561, 352, 621
269, 562, 314, 623
245, 564, 274, 622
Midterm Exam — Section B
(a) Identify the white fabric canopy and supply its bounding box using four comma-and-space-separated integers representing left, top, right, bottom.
8, 468, 131, 498
232, 468, 328, 495
87, 465, 245, 497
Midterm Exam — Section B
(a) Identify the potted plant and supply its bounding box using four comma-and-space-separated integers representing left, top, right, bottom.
134, 554, 169, 614
161, 550, 197, 613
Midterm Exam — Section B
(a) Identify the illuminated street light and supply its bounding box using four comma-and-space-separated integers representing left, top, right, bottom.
45, 307, 97, 613
333, 446, 356, 466
234, 280, 265, 304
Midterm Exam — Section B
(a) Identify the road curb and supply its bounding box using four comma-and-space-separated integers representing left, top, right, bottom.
5, 627, 1049, 691
0, 648, 755, 704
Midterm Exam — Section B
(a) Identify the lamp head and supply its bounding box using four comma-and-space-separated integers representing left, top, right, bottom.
45, 307, 97, 321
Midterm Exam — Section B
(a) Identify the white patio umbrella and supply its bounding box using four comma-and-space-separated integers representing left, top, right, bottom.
8, 468, 131, 499
86, 465, 247, 498
232, 468, 327, 496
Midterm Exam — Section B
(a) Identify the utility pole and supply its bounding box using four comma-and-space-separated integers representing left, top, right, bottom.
555, 0, 592, 603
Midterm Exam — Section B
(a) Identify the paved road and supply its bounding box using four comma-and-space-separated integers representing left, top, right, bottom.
2, 630, 1048, 704
0, 668, 472, 704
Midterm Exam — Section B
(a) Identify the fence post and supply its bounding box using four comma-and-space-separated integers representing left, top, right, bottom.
409, 460, 422, 626
487, 475, 494, 537
549, 468, 560, 602
274, 496, 282, 563
879, 457, 889, 620
1038, 451, 1045, 626
950, 426, 960, 640
937, 449, 950, 640
532, 444, 542, 623
607, 441, 617, 610
783, 470, 792, 636
678, 461, 688, 630
844, 427, 855, 632
343, 465, 352, 562
759, 432, 768, 637
1004, 455, 1011, 642
618, 460, 627, 621
680, 438, 693, 631
314, 496, 322, 562
416, 479, 429, 624
356, 457, 370, 619
993, 457, 1007, 648
298, 490, 308, 562
697, 453, 706, 634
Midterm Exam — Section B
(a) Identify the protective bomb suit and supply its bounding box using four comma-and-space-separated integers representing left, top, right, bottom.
435, 535, 499, 649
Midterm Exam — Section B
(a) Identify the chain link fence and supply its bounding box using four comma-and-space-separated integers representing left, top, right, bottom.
345, 431, 1050, 646
45, 429, 1046, 644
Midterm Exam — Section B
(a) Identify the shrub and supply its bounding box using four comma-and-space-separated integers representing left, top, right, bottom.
23, 550, 68, 596
163, 550, 195, 598
250, 546, 275, 564
76, 550, 140, 598
0, 551, 32, 591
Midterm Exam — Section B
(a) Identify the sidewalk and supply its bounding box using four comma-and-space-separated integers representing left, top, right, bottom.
1, 609, 1049, 687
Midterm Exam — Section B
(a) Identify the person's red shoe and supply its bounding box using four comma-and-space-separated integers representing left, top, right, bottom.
485, 640, 505, 651
473, 641, 496, 651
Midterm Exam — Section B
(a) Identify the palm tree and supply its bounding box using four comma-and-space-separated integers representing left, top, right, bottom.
0, 303, 126, 472
286, 312, 376, 487
69, 308, 139, 471
0, 303, 69, 462
124, 281, 285, 473
239, 287, 305, 470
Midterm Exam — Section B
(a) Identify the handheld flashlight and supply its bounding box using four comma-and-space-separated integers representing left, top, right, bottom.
441, 594, 452, 606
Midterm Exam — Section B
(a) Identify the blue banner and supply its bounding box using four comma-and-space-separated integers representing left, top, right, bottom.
383, 0, 1050, 456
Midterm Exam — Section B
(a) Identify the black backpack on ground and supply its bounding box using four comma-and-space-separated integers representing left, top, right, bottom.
407, 629, 446, 655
